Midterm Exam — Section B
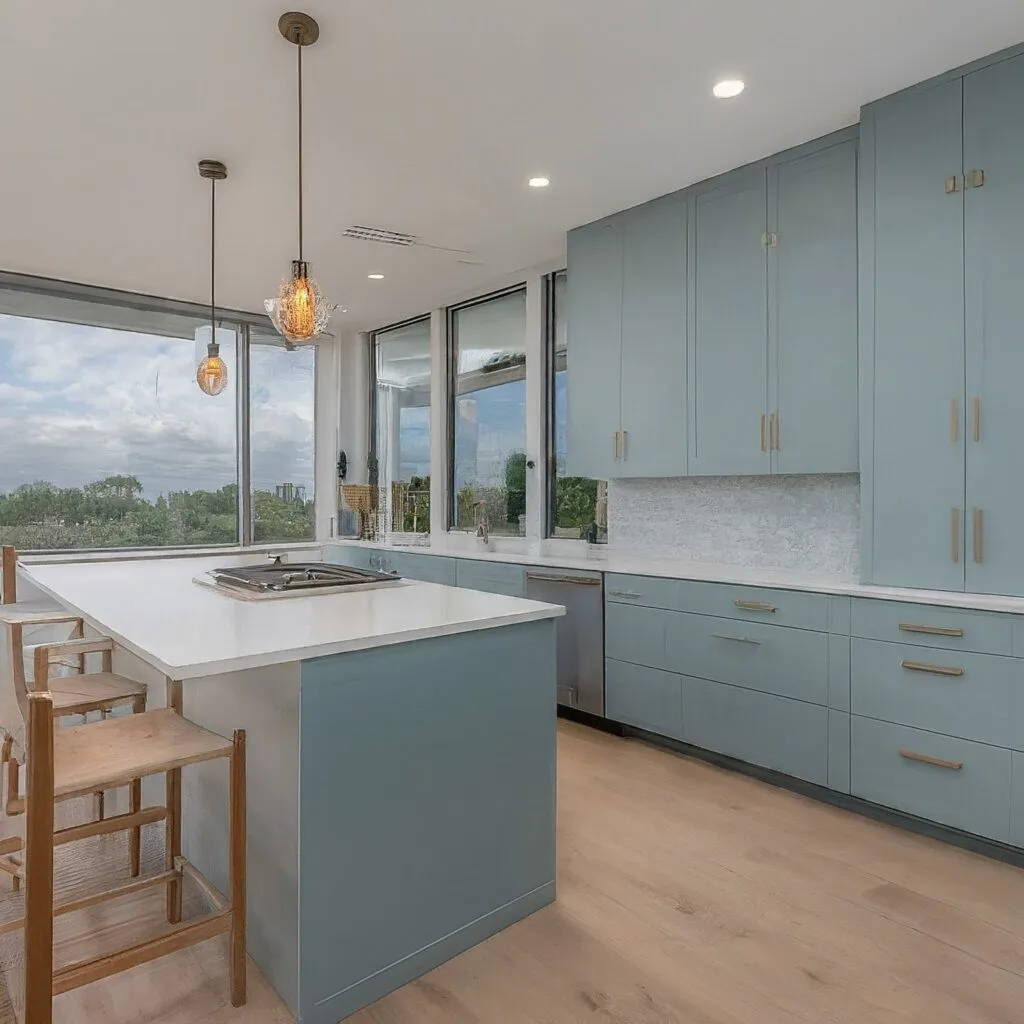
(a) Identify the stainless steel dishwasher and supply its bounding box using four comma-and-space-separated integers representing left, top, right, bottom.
525, 568, 604, 716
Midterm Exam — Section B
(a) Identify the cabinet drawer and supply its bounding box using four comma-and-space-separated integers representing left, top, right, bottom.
668, 613, 829, 705
676, 580, 829, 632
851, 599, 1014, 655
1012, 753, 1024, 848
325, 545, 374, 570
455, 560, 525, 597
605, 602, 673, 671
388, 552, 457, 586
606, 659, 682, 740
851, 638, 1019, 748
605, 573, 679, 611
682, 676, 828, 785
851, 717, 1011, 843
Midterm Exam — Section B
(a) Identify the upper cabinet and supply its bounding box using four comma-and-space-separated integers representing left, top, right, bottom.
567, 130, 859, 482
861, 51, 1024, 595
566, 195, 687, 479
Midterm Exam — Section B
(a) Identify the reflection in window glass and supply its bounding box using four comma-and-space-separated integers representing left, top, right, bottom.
373, 318, 431, 534
0, 308, 238, 550
550, 271, 604, 540
249, 330, 315, 542
450, 290, 528, 535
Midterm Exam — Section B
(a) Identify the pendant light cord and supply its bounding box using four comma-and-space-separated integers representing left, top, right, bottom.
297, 40, 304, 262
210, 176, 217, 350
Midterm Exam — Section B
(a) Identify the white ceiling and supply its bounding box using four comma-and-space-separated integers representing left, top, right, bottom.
4, 1, 1024, 334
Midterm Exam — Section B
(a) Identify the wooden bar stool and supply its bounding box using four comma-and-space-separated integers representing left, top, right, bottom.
1, 545, 148, 867
17, 644, 247, 1024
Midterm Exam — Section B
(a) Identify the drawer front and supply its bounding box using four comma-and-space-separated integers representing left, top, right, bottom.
851, 638, 1018, 748
1012, 753, 1024, 848
681, 676, 829, 786
668, 613, 829, 705
851, 599, 1014, 655
851, 716, 1011, 843
605, 602, 673, 672
389, 552, 457, 586
828, 710, 851, 793
455, 560, 525, 597
325, 545, 374, 570
606, 659, 682, 739
675, 580, 829, 632
605, 573, 679, 611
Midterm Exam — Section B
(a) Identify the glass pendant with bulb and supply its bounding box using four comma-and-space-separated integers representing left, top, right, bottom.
265, 12, 335, 348
197, 159, 229, 397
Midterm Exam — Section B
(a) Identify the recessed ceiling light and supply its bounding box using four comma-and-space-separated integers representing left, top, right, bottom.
713, 79, 745, 99
367, 273, 385, 280
528, 176, 550, 188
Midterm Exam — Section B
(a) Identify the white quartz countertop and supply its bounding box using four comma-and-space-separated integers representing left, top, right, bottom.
329, 541, 1024, 615
24, 557, 564, 680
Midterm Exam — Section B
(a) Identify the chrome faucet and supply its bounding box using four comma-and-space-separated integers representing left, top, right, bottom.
474, 500, 489, 542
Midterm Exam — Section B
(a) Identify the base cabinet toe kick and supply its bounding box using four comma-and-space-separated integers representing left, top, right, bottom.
605, 577, 1024, 854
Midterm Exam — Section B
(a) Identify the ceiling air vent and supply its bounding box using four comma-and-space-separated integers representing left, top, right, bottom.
342, 225, 420, 246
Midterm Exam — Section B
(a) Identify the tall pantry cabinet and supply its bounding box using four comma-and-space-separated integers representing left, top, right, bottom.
861, 51, 1024, 596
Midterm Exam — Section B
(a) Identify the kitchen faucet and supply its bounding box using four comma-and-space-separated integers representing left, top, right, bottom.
474, 500, 489, 542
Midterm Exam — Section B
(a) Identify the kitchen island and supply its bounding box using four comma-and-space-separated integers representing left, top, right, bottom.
22, 555, 563, 1023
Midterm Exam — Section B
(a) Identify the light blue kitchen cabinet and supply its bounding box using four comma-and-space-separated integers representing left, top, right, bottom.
605, 659, 683, 740
689, 168, 770, 476
565, 216, 623, 480
769, 139, 859, 474
860, 79, 966, 591
455, 559, 525, 598
828, 710, 851, 793
1012, 753, 1024, 847
618, 194, 687, 477
963, 53, 1024, 596
325, 545, 375, 570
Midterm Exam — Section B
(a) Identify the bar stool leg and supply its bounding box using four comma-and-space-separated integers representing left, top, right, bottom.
128, 693, 147, 877
229, 728, 247, 1007
24, 693, 55, 1024
165, 679, 183, 923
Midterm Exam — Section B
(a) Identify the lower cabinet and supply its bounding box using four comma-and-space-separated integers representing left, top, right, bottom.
850, 716, 1012, 843
605, 659, 682, 740
681, 676, 829, 787
828, 710, 851, 793
1012, 753, 1024, 848
455, 559, 525, 597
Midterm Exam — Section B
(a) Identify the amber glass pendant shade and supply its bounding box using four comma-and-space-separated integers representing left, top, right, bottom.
196, 346, 229, 396
265, 260, 330, 345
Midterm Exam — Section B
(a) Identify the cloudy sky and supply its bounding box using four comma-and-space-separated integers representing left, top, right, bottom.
0, 314, 315, 499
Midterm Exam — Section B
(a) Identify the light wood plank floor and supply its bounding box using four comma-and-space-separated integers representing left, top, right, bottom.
12, 720, 1024, 1023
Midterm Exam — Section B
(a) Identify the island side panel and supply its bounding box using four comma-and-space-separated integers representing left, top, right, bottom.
180, 663, 301, 1018
298, 618, 557, 1024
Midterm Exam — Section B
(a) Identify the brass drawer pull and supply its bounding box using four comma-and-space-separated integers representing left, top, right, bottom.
734, 599, 777, 613
760, 414, 767, 452
951, 507, 960, 563
770, 411, 779, 452
973, 508, 983, 564
900, 659, 964, 677
898, 623, 964, 638
607, 589, 641, 599
711, 633, 762, 646
950, 397, 959, 443
899, 749, 963, 771
972, 396, 980, 442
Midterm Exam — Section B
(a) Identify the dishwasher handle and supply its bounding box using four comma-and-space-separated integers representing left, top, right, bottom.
525, 572, 602, 586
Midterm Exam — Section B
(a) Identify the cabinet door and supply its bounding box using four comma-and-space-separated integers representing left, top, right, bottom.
690, 169, 769, 476
565, 217, 622, 479
769, 140, 859, 475
963, 55, 1024, 596
618, 195, 687, 477
866, 80, 965, 590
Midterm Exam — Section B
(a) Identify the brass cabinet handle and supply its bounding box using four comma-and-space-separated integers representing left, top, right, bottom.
526, 573, 601, 586
972, 396, 980, 442
711, 633, 762, 645
973, 508, 983, 564
898, 623, 964, 638
607, 589, 641, 599
621, 429, 629, 461
900, 658, 964, 677
734, 599, 777, 613
951, 398, 959, 443
900, 749, 963, 771
770, 412, 779, 451
760, 414, 767, 452
613, 431, 621, 460
951, 507, 960, 563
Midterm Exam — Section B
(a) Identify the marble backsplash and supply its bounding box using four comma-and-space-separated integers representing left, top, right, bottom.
607, 475, 860, 579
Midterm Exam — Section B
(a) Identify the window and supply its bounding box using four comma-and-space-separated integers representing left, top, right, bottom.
547, 271, 604, 541
449, 289, 528, 535
0, 276, 318, 552
371, 318, 431, 534
249, 329, 316, 542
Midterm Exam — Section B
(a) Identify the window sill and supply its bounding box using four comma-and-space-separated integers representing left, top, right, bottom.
20, 541, 322, 566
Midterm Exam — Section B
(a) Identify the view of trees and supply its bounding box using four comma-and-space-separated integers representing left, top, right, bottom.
0, 475, 314, 550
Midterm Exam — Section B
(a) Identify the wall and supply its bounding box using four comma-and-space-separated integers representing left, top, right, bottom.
608, 474, 860, 578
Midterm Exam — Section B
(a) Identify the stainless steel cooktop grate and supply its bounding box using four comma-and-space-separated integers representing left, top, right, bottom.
207, 562, 399, 593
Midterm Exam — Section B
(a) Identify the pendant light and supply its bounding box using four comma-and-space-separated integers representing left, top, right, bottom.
197, 159, 229, 396
264, 11, 333, 348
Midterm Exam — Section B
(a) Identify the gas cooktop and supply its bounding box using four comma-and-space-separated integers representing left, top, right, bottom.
197, 562, 402, 599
